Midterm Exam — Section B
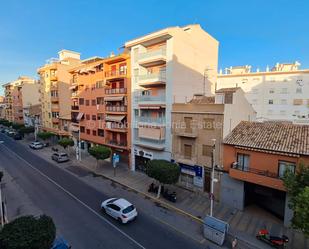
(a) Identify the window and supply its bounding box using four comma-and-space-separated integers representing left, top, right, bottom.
296, 87, 302, 94
96, 81, 104, 89
269, 89, 275, 94
237, 153, 250, 171
92, 115, 96, 120
86, 114, 90, 120
107, 204, 121, 211
202, 145, 212, 157
86, 129, 90, 134
79, 98, 84, 105
86, 100, 90, 106
51, 112, 59, 118
279, 161, 295, 178
92, 130, 96, 136
224, 93, 233, 104
80, 126, 85, 133
98, 129, 104, 137
268, 99, 274, 105
97, 97, 104, 105
184, 117, 192, 133
184, 144, 192, 159
97, 113, 104, 120
92, 99, 96, 106
203, 118, 214, 130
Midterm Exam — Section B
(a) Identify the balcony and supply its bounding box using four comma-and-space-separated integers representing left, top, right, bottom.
174, 128, 198, 138
138, 94, 166, 105
106, 140, 128, 149
105, 122, 127, 132
138, 47, 166, 67
50, 96, 59, 102
134, 137, 165, 150
52, 118, 59, 124
230, 163, 285, 191
50, 75, 57, 81
105, 105, 127, 112
138, 71, 166, 87
137, 116, 165, 125
105, 88, 127, 95
71, 105, 79, 111
105, 70, 127, 80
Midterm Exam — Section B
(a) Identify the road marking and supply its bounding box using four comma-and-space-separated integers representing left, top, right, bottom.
1, 144, 146, 249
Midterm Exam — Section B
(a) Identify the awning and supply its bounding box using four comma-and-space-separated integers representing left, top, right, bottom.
105, 115, 125, 122
76, 112, 84, 121
105, 96, 124, 102
139, 105, 165, 109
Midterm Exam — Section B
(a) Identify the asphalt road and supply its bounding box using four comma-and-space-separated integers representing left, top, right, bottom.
0, 133, 206, 249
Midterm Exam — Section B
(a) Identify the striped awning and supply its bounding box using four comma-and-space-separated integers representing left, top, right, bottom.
76, 112, 84, 121
105, 115, 125, 122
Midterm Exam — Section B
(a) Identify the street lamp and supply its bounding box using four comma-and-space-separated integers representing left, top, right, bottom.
210, 138, 217, 217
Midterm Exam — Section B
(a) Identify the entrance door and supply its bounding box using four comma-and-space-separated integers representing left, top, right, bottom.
135, 155, 149, 172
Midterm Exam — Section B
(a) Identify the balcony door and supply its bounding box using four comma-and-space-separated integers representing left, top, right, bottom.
237, 153, 250, 171
184, 117, 192, 133
184, 144, 192, 160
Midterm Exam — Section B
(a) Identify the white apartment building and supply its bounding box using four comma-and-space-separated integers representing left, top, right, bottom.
217, 62, 309, 123
125, 24, 219, 171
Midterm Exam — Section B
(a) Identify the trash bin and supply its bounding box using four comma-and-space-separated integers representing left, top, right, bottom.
203, 215, 229, 246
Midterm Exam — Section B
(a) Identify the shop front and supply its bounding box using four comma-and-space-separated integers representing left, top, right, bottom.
178, 163, 204, 191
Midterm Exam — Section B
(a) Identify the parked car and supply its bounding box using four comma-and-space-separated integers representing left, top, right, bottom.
7, 131, 16, 137
101, 198, 137, 224
13, 133, 23, 140
51, 153, 69, 163
29, 141, 44, 150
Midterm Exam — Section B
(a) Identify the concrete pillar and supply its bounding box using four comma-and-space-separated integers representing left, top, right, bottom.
284, 194, 293, 227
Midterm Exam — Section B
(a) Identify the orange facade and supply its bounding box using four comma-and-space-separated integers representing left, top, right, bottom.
223, 144, 309, 191
70, 54, 131, 165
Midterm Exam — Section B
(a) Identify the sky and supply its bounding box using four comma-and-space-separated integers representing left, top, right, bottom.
0, 0, 309, 95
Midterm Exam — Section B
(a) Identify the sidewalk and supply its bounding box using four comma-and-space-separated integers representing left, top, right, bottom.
21, 140, 308, 249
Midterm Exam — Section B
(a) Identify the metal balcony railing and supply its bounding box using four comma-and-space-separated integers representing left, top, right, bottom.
105, 106, 127, 112
231, 163, 279, 179
105, 88, 127, 94
105, 70, 127, 78
106, 140, 127, 147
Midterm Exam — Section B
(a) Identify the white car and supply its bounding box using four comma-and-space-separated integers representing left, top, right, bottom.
29, 141, 44, 150
52, 153, 69, 163
101, 198, 137, 224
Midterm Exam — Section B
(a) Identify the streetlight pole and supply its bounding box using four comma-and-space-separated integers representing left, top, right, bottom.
210, 138, 216, 217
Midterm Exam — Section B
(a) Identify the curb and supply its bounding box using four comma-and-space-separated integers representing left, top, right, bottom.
76, 161, 204, 224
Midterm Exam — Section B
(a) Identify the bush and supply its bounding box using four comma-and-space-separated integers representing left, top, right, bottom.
37, 132, 54, 141
89, 145, 111, 161
0, 215, 56, 249
19, 126, 35, 135
0, 120, 12, 127
12, 123, 24, 130
58, 137, 74, 149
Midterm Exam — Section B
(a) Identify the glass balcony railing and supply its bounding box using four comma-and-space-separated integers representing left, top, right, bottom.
138, 71, 166, 83
138, 47, 166, 61
138, 94, 166, 102
137, 116, 165, 124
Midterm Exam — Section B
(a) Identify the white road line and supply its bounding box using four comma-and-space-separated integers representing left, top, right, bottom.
1, 144, 146, 249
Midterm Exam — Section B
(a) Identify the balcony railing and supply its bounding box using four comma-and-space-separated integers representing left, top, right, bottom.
105, 88, 127, 95
106, 140, 127, 147
105, 106, 127, 112
138, 47, 166, 61
138, 94, 166, 102
105, 122, 127, 130
71, 105, 79, 111
231, 163, 279, 179
105, 70, 127, 78
139, 70, 166, 82
137, 116, 165, 124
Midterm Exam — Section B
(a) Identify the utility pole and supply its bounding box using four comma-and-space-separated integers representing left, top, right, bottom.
210, 138, 216, 217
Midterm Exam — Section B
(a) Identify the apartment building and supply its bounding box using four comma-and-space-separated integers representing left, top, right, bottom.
125, 24, 219, 171
221, 121, 309, 226
70, 53, 131, 164
2, 76, 36, 123
172, 88, 256, 193
38, 50, 81, 136
23, 104, 41, 128
0, 96, 5, 119
217, 62, 309, 123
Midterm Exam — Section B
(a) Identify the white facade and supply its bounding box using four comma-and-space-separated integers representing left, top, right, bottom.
217, 62, 309, 123
125, 24, 219, 170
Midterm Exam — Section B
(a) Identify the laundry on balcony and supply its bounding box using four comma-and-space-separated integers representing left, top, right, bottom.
104, 96, 124, 102
76, 112, 84, 121
105, 115, 125, 122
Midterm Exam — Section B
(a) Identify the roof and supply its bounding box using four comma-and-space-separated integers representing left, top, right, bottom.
223, 121, 309, 156
215, 87, 240, 93
189, 95, 215, 104
114, 198, 131, 209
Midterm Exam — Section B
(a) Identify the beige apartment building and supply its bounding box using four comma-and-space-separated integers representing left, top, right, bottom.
172, 88, 256, 193
217, 62, 309, 123
38, 50, 81, 135
125, 24, 219, 171
2, 76, 37, 123
0, 96, 5, 119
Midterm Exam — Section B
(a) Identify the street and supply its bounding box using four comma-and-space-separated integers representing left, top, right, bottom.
0, 133, 208, 249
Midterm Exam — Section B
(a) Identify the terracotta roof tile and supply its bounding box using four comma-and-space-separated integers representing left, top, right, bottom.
223, 121, 309, 156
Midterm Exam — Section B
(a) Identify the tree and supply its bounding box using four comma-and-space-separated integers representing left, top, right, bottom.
88, 145, 111, 169
58, 137, 74, 150
0, 120, 12, 127
146, 159, 180, 198
37, 131, 54, 141
0, 215, 56, 249
283, 163, 309, 236
19, 126, 35, 136
12, 123, 24, 130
